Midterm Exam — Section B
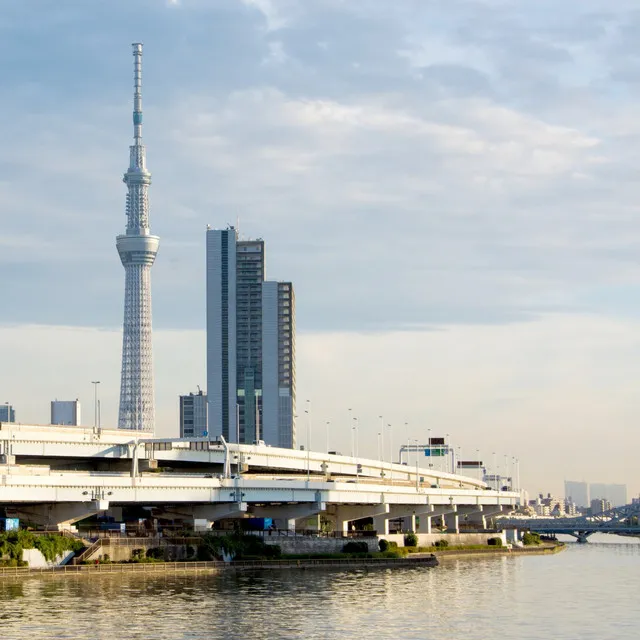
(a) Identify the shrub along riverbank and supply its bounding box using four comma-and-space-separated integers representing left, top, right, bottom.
0, 531, 84, 567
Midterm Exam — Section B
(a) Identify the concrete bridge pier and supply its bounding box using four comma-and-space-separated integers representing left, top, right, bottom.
458, 505, 490, 530
415, 506, 435, 534
423, 505, 458, 534
11, 500, 110, 530
331, 504, 389, 534
373, 505, 423, 535
574, 531, 594, 544
444, 507, 460, 533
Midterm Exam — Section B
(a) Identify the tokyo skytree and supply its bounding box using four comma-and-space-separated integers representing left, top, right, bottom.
116, 43, 159, 432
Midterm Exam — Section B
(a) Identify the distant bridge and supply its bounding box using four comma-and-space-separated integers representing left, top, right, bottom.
500, 503, 640, 543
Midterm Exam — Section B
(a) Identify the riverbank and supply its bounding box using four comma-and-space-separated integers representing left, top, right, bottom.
430, 542, 566, 560
0, 555, 438, 580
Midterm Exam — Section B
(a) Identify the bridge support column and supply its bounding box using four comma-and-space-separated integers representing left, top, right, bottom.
426, 506, 458, 534
457, 505, 488, 530
481, 505, 513, 530
444, 508, 459, 534
574, 531, 594, 544
374, 505, 428, 536
12, 500, 110, 530
415, 506, 434, 534
332, 504, 389, 534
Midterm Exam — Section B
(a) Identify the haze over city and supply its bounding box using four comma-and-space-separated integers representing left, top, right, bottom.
1, 0, 640, 497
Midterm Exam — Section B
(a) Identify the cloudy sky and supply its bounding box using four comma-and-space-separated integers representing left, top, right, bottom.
2, 0, 640, 498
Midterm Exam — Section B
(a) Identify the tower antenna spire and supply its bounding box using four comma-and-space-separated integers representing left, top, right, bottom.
132, 42, 143, 143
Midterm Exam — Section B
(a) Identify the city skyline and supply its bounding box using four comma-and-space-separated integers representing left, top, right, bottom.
2, 1, 640, 497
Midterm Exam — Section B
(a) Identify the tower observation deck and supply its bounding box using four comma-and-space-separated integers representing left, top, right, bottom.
116, 43, 159, 432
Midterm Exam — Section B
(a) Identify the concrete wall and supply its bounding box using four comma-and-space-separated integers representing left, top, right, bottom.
262, 535, 378, 554
382, 532, 506, 548
86, 543, 198, 563
22, 549, 75, 568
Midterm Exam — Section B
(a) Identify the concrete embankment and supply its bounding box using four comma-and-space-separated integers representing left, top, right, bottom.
0, 555, 438, 580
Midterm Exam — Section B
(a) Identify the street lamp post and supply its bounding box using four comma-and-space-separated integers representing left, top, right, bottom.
325, 420, 330, 454
404, 422, 409, 465
414, 438, 420, 491
305, 400, 311, 482
386, 423, 393, 482
492, 452, 497, 490
353, 416, 359, 458
91, 381, 100, 432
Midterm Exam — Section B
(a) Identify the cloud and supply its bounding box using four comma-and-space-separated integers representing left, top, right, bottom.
4, 0, 640, 498
240, 0, 290, 32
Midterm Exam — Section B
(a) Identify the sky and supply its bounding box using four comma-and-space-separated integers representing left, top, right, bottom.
2, 0, 640, 498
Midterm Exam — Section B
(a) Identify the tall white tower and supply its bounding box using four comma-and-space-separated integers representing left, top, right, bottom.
116, 43, 159, 432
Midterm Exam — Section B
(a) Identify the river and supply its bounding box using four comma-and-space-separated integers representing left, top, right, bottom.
1, 536, 638, 639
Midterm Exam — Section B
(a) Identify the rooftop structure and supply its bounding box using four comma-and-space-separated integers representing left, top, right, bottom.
116, 43, 159, 432
50, 400, 81, 426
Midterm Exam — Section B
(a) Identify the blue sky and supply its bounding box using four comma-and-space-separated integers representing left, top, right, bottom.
2, 0, 640, 497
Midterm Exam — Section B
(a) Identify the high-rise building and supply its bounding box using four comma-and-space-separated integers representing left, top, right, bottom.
51, 400, 81, 426
116, 43, 159, 432
235, 239, 265, 445
564, 480, 589, 508
590, 483, 627, 507
179, 390, 208, 438
206, 228, 296, 447
0, 404, 15, 423
206, 228, 237, 442
262, 281, 296, 449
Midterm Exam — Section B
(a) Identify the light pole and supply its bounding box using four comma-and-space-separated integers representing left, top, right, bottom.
325, 420, 330, 454
348, 408, 353, 456
378, 415, 384, 460
404, 422, 409, 465
492, 452, 497, 490
414, 438, 420, 491
387, 423, 393, 481
353, 416, 359, 458
377, 432, 382, 462
91, 381, 100, 431
305, 400, 311, 482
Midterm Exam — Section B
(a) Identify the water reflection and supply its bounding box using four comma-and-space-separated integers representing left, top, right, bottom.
0, 544, 639, 640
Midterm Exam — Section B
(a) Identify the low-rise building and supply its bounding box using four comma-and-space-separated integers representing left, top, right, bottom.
0, 404, 16, 423
179, 390, 208, 438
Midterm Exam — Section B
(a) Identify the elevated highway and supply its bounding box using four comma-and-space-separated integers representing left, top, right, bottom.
1, 423, 518, 533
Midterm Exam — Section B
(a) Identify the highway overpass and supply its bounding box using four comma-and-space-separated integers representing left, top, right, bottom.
0, 422, 519, 533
